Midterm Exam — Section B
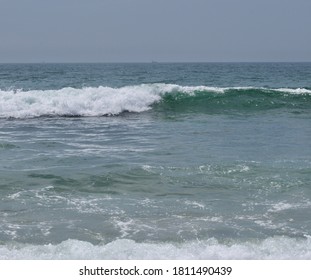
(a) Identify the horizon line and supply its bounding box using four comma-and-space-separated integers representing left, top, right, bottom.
1, 61, 311, 64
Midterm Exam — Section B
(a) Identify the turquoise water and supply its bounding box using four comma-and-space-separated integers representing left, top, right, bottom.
0, 63, 311, 259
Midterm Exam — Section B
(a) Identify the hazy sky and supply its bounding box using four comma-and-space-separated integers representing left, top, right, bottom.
0, 0, 310, 62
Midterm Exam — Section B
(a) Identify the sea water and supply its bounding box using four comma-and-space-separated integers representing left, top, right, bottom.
0, 63, 311, 259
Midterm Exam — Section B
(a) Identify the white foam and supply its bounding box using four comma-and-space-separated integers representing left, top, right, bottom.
184, 200, 206, 209
268, 200, 311, 213
0, 84, 238, 119
0, 84, 220, 118
1, 84, 309, 118
269, 202, 295, 212
0, 85, 163, 118
1, 236, 311, 260
274, 88, 311, 94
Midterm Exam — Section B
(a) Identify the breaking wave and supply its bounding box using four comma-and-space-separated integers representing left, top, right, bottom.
0, 84, 310, 118
1, 236, 311, 260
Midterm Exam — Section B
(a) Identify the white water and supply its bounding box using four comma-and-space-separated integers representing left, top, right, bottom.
0, 85, 161, 118
1, 84, 310, 118
1, 237, 311, 260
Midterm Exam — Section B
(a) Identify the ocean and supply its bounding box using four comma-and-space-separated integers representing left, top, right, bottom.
0, 63, 310, 259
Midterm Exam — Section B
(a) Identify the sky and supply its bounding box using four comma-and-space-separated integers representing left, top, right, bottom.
0, 0, 310, 63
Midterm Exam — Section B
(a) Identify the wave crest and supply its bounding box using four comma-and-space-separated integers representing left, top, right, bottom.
0, 85, 163, 118
0, 84, 310, 118
1, 236, 311, 259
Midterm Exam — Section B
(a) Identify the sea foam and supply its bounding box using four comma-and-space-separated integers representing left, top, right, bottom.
0, 85, 161, 118
1, 237, 311, 260
0, 84, 310, 118
0, 84, 225, 118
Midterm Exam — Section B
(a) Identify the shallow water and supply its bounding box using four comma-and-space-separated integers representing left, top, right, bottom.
1, 63, 311, 259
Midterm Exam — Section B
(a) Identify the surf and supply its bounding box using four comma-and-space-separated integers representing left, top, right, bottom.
0, 84, 310, 118
1, 236, 311, 260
